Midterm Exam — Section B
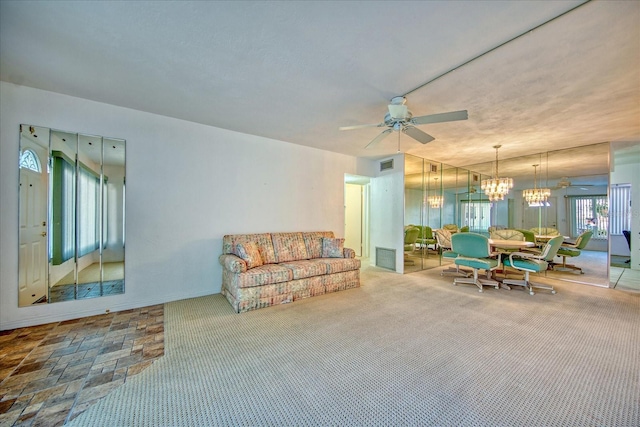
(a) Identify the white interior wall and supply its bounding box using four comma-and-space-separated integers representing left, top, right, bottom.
0, 82, 370, 330
369, 155, 405, 273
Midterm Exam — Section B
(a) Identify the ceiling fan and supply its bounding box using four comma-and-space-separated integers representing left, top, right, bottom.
339, 96, 468, 149
551, 177, 594, 190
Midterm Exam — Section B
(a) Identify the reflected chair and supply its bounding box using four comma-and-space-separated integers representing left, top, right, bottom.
416, 225, 438, 255
623, 230, 631, 263
530, 227, 560, 236
434, 229, 471, 277
502, 235, 564, 295
488, 225, 506, 233
404, 227, 420, 265
516, 228, 541, 254
451, 232, 500, 292
553, 230, 593, 274
443, 224, 460, 234
490, 229, 524, 241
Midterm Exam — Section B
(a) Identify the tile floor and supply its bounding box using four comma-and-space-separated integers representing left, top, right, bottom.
0, 304, 164, 426
611, 266, 640, 292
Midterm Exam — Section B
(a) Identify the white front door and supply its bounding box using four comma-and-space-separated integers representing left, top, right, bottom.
19, 143, 48, 305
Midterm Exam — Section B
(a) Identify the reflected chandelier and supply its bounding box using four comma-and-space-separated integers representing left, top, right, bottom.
428, 178, 443, 208
522, 164, 551, 206
481, 145, 513, 201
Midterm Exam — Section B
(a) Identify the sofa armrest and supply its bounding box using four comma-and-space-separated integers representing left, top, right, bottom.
343, 248, 356, 258
219, 254, 247, 273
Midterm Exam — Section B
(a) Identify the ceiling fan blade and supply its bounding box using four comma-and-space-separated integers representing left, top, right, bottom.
365, 129, 393, 149
411, 110, 468, 125
339, 122, 385, 131
403, 126, 435, 144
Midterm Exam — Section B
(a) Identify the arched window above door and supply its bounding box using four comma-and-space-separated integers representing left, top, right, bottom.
19, 149, 41, 173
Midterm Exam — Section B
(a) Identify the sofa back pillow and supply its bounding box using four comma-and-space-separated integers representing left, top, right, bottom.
234, 242, 263, 269
322, 237, 345, 258
272, 232, 309, 263
302, 231, 335, 259
223, 233, 277, 265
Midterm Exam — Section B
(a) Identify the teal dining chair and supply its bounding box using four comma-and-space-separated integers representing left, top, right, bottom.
502, 235, 564, 295
451, 232, 499, 292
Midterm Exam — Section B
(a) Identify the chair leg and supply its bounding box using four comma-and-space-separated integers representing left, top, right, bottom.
552, 256, 583, 274
453, 269, 498, 292
529, 279, 556, 295
503, 270, 533, 294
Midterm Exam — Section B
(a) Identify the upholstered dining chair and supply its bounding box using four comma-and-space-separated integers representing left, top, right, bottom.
451, 232, 500, 292
553, 230, 593, 274
490, 229, 525, 241
434, 229, 470, 277
490, 229, 525, 255
502, 235, 564, 295
404, 227, 420, 265
416, 225, 438, 254
529, 227, 560, 236
442, 224, 460, 234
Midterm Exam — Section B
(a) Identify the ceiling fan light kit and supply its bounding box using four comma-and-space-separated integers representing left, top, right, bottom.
339, 96, 468, 149
481, 144, 513, 201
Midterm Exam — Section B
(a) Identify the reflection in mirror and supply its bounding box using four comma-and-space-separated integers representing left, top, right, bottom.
18, 126, 50, 306
462, 142, 610, 287
18, 125, 125, 306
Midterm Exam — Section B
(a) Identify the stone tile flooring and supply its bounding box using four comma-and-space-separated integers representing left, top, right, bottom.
0, 305, 164, 426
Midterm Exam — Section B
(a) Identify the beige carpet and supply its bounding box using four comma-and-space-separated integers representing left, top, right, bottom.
68, 264, 639, 426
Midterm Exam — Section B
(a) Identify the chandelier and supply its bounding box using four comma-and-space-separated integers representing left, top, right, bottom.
427, 178, 443, 208
522, 164, 551, 206
481, 145, 513, 201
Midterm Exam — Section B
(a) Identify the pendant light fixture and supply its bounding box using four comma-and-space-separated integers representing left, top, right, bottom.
428, 177, 443, 208
523, 164, 551, 206
481, 145, 513, 201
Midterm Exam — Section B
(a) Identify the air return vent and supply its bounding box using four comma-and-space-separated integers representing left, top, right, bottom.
376, 247, 396, 271
380, 159, 394, 172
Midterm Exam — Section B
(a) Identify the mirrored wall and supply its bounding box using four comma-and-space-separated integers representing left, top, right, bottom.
404, 142, 611, 286
19, 124, 126, 306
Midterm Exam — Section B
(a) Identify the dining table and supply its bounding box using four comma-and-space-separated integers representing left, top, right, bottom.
489, 239, 536, 251
535, 234, 570, 243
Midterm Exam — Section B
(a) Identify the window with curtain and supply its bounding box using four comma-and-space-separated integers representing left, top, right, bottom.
568, 195, 608, 239
609, 184, 631, 235
77, 163, 100, 257
51, 152, 75, 265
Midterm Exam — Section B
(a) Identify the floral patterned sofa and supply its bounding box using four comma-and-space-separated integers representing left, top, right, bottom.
219, 231, 361, 313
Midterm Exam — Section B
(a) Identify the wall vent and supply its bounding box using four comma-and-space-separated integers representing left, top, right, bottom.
380, 159, 394, 172
430, 163, 438, 173
375, 247, 396, 271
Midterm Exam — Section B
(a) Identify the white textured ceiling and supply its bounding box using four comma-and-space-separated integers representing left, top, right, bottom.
1, 0, 638, 169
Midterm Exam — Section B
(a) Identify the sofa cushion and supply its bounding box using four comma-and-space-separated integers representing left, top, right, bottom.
223, 233, 277, 264
316, 257, 361, 274
272, 233, 309, 263
322, 237, 344, 258
302, 232, 334, 259
279, 260, 329, 280
234, 242, 263, 269
231, 264, 293, 288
